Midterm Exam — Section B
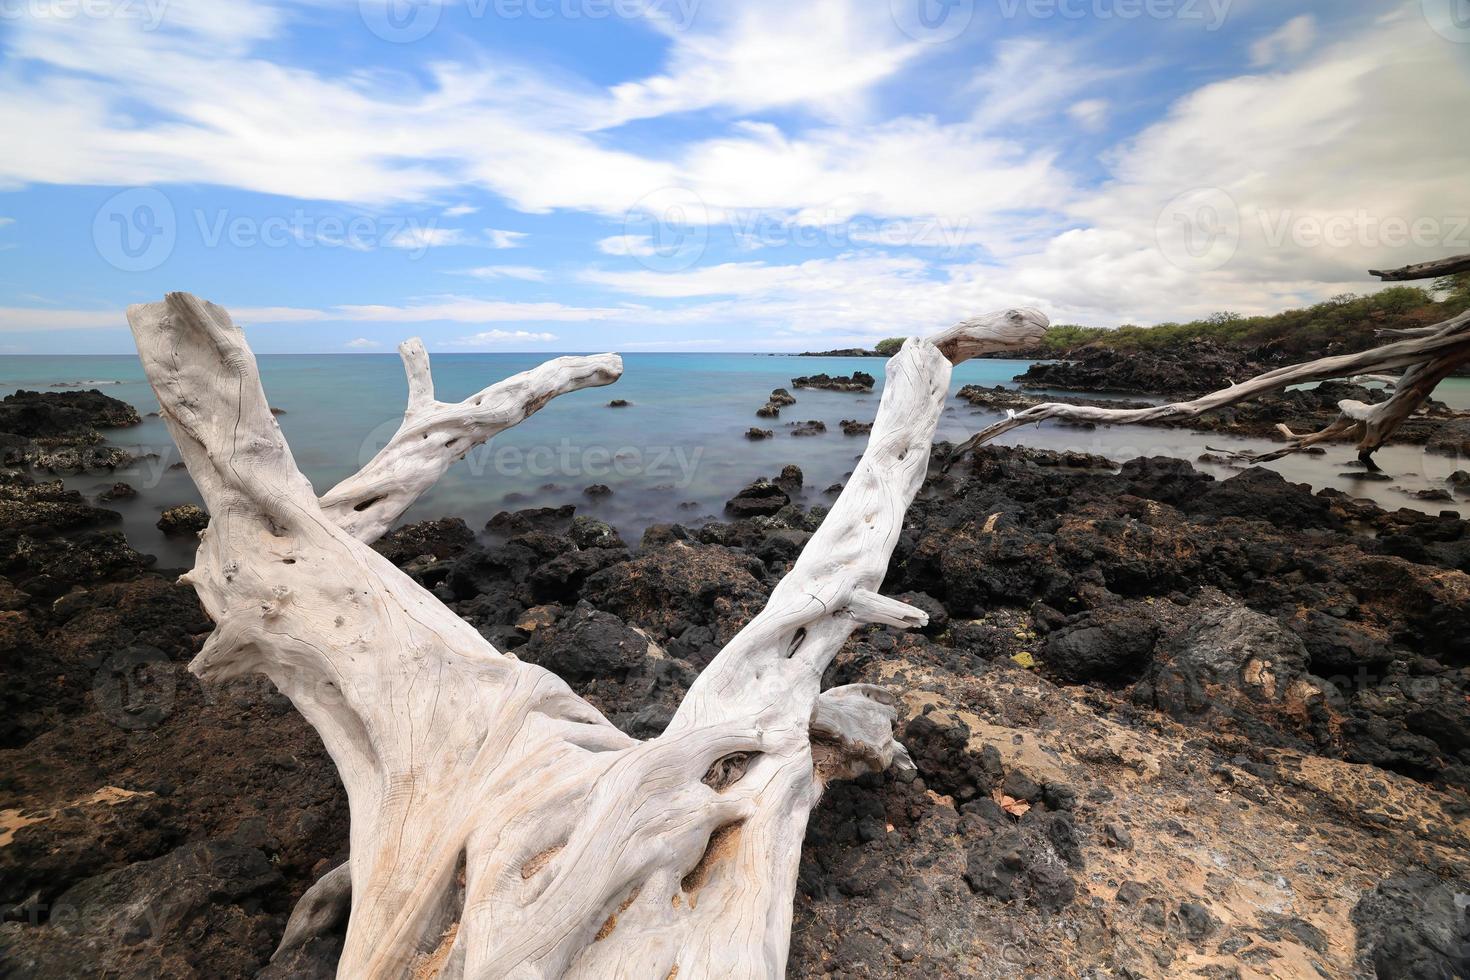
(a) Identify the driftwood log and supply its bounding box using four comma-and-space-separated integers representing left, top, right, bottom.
126, 293, 1049, 979
1370, 252, 1470, 282
949, 307, 1470, 468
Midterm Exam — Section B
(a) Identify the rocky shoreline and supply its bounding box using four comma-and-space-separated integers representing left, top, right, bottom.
2, 378, 1470, 978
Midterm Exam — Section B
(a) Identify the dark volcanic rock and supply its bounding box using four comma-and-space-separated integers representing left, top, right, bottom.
724, 479, 789, 518
840, 419, 873, 436
756, 402, 781, 419
582, 541, 767, 660
373, 517, 475, 564
521, 602, 648, 684
791, 371, 875, 392
768, 388, 797, 406
1044, 609, 1159, 684
607, 399, 631, 408
787, 420, 827, 437
1353, 873, 1470, 980
156, 505, 209, 537
774, 464, 803, 494
0, 389, 141, 441
963, 812, 1082, 912
1014, 341, 1257, 397
1143, 605, 1328, 746
582, 484, 612, 498
569, 515, 624, 550
97, 483, 137, 503
0, 474, 120, 533
745, 427, 773, 440
487, 504, 576, 536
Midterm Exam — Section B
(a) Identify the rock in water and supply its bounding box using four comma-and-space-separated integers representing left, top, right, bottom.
745, 427, 773, 440
791, 371, 875, 392
775, 465, 803, 494
0, 389, 141, 439
724, 479, 790, 518
570, 516, 625, 550
156, 505, 209, 537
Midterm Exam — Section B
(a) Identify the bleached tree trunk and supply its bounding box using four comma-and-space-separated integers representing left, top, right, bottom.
126, 293, 1049, 979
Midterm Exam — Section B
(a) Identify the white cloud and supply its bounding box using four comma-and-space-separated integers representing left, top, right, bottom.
329, 298, 620, 324
605, 0, 924, 125
454, 329, 559, 346
443, 204, 478, 217
597, 234, 658, 257
344, 337, 382, 349
486, 229, 528, 249
583, 254, 929, 299
385, 227, 469, 250
0, 217, 13, 227
452, 265, 547, 281
1251, 15, 1317, 67
1067, 99, 1111, 133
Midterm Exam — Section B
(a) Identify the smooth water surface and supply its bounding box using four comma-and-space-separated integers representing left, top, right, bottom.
4, 354, 1466, 567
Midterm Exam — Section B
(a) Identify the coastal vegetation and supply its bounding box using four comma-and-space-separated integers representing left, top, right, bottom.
1038, 273, 1470, 357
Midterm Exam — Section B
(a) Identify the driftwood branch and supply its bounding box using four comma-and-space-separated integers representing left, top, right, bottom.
320, 339, 622, 543
128, 293, 1047, 979
1370, 253, 1470, 281
950, 308, 1470, 467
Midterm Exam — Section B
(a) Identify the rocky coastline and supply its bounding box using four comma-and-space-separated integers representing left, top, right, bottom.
2, 372, 1469, 978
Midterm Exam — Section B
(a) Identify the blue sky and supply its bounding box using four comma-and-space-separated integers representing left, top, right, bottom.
1, 0, 1467, 353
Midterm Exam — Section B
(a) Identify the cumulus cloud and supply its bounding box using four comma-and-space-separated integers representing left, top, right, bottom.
344, 337, 382, 349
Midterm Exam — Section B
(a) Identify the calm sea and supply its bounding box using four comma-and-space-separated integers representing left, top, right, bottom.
4, 353, 1467, 567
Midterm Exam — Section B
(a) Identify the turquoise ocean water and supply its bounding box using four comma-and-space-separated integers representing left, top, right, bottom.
3, 353, 1467, 567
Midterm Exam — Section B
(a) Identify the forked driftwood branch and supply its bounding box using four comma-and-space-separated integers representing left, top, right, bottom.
949, 307, 1470, 468
127, 293, 1048, 979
